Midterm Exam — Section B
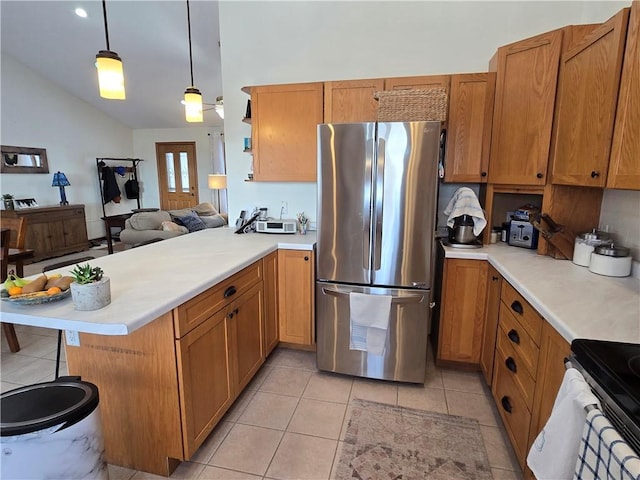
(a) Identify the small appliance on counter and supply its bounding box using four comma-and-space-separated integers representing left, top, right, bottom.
445, 215, 482, 248
443, 187, 486, 249
588, 244, 632, 277
572, 229, 612, 267
507, 207, 540, 249
255, 219, 297, 234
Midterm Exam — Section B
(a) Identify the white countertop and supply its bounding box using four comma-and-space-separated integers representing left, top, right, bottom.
0, 228, 316, 335
443, 242, 640, 344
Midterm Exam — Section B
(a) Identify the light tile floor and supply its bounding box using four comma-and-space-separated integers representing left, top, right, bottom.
1, 326, 523, 479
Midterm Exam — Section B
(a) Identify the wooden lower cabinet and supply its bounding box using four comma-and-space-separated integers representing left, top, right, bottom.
65, 260, 267, 476
437, 259, 488, 366
480, 265, 502, 384
277, 249, 315, 346
262, 251, 279, 355
176, 308, 233, 458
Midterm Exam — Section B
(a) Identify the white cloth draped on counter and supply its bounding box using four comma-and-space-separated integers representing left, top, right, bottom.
527, 368, 601, 480
574, 408, 640, 480
349, 292, 391, 356
443, 187, 487, 236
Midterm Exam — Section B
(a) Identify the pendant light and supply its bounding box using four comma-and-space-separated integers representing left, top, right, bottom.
96, 0, 125, 100
184, 0, 203, 122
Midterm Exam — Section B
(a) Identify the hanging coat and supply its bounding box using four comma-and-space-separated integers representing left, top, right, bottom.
102, 166, 121, 204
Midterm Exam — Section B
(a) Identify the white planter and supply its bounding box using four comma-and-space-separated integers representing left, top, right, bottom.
70, 277, 111, 311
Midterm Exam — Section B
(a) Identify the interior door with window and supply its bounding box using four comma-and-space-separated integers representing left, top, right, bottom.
156, 142, 198, 210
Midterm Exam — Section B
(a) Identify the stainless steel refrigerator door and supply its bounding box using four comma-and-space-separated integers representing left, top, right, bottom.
316, 281, 430, 383
317, 123, 376, 284
372, 121, 441, 289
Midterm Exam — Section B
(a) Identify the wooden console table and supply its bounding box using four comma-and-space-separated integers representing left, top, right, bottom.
2, 205, 89, 263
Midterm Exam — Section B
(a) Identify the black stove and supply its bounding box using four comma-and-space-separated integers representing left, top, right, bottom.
571, 339, 640, 454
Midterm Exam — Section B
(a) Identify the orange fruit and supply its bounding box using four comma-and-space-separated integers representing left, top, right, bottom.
46, 287, 62, 295
8, 286, 22, 296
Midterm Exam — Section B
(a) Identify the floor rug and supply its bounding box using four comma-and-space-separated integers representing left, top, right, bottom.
335, 399, 493, 480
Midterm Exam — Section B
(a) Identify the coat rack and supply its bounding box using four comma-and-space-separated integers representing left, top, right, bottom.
96, 157, 143, 254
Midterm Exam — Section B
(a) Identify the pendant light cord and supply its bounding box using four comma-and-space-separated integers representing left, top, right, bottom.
187, 0, 195, 86
102, 0, 110, 50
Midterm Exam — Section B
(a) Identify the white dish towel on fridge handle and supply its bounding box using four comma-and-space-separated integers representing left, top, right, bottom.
526, 368, 600, 480
349, 292, 391, 356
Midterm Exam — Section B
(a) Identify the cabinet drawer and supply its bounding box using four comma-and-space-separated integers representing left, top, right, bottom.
498, 305, 539, 378
496, 327, 536, 410
500, 282, 542, 345
492, 356, 532, 468
175, 261, 262, 338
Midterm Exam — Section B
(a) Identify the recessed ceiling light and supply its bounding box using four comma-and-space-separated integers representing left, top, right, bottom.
75, 8, 87, 18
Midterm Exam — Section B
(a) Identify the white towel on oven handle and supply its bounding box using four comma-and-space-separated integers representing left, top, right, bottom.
527, 368, 600, 480
574, 408, 640, 480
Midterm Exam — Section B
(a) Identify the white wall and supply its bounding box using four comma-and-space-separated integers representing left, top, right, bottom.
599, 190, 640, 264
0, 54, 134, 239
218, 1, 628, 222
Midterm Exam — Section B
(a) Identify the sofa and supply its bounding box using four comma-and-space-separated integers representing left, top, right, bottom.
119, 203, 228, 246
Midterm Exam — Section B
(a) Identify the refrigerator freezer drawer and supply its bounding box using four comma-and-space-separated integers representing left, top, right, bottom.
316, 281, 430, 384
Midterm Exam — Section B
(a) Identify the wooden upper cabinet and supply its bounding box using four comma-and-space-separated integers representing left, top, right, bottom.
444, 73, 496, 183
609, 2, 640, 190
324, 79, 384, 123
551, 8, 630, 187
384, 74, 450, 94
251, 82, 323, 182
488, 29, 563, 186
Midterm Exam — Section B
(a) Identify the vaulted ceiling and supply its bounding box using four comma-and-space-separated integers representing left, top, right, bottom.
1, 1, 223, 129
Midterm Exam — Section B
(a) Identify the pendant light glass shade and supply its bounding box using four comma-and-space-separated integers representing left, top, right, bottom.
184, 87, 203, 122
96, 50, 126, 99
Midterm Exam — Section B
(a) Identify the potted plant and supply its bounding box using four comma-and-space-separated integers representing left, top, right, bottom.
69, 263, 111, 311
2, 194, 14, 210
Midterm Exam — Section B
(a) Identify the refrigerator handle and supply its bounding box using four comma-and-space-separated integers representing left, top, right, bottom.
321, 288, 425, 304
373, 137, 385, 270
363, 137, 375, 271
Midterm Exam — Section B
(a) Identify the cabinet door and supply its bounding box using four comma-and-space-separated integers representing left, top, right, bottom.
62, 209, 89, 247
384, 74, 450, 93
262, 251, 279, 356
528, 320, 571, 450
252, 82, 323, 182
444, 73, 495, 183
176, 309, 233, 458
488, 29, 563, 185
277, 249, 314, 345
551, 9, 629, 187
324, 79, 384, 123
26, 221, 54, 256
437, 259, 488, 364
229, 283, 265, 393
480, 265, 502, 385
609, 2, 640, 190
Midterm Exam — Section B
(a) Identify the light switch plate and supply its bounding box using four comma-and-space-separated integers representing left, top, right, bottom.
65, 330, 80, 347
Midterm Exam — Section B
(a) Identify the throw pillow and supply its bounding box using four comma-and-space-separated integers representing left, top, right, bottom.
161, 221, 188, 233
192, 202, 218, 217
200, 214, 227, 229
174, 213, 207, 232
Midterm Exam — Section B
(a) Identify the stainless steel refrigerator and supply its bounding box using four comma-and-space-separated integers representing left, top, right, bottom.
316, 121, 442, 384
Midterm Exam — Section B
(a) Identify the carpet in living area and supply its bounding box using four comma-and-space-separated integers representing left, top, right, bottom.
335, 399, 493, 480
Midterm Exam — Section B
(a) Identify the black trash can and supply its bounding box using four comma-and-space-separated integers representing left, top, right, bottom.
1, 378, 108, 479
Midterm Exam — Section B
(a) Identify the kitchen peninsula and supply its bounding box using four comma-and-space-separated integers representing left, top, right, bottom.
0, 227, 316, 476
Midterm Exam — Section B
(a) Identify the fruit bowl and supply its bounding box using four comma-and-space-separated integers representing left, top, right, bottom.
0, 289, 71, 305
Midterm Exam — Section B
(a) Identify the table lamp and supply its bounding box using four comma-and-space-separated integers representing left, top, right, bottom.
208, 174, 227, 213
52, 171, 70, 205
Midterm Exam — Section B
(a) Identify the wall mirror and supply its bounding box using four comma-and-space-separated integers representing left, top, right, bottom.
0, 145, 49, 174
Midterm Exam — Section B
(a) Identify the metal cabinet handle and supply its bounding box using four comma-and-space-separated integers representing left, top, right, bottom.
501, 396, 513, 414
505, 357, 517, 373
507, 329, 520, 344
492, 276, 499, 281
591, 171, 600, 178
234, 308, 239, 315
510, 300, 523, 315
304, 256, 309, 261
536, 173, 543, 179
228, 312, 234, 319
224, 286, 237, 298
481, 171, 487, 177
